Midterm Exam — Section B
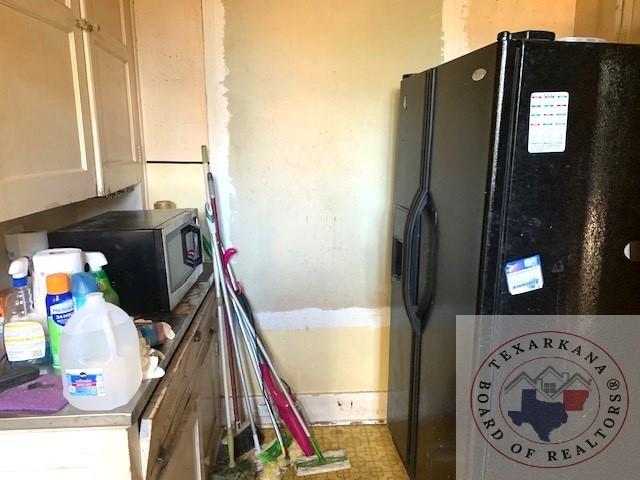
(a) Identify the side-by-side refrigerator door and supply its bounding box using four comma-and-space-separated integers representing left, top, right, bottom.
388, 71, 429, 478
415, 43, 499, 480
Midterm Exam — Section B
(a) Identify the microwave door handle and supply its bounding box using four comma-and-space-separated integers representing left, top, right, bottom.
181, 224, 203, 267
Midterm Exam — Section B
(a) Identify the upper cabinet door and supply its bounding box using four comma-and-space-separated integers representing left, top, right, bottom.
81, 0, 142, 195
0, 0, 97, 222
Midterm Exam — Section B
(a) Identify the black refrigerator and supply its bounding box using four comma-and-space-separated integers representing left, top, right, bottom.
388, 31, 640, 479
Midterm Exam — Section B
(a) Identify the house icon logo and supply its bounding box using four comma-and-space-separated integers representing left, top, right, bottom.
503, 365, 593, 443
470, 331, 628, 468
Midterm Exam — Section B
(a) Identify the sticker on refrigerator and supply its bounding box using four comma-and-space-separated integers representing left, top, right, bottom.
504, 255, 544, 295
528, 92, 569, 153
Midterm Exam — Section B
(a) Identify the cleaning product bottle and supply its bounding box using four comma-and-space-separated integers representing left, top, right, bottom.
3, 257, 51, 367
86, 252, 120, 306
60, 292, 142, 411
71, 272, 99, 309
46, 273, 75, 370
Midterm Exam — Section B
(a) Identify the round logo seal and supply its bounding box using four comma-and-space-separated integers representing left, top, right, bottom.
470, 331, 628, 468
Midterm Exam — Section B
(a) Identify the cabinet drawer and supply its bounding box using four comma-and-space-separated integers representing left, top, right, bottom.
139, 291, 216, 479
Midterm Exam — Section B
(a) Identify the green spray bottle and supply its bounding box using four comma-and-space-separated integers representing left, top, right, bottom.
85, 252, 120, 306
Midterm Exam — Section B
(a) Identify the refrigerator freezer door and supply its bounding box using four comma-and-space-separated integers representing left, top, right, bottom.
463, 39, 640, 480
388, 71, 429, 476
492, 41, 640, 316
415, 44, 500, 479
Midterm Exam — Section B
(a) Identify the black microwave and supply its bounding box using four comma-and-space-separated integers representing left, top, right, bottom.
49, 209, 203, 314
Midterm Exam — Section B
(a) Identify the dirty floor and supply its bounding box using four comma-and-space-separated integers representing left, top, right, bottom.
265, 424, 409, 479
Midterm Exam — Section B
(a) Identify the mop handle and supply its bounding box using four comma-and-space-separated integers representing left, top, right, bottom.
208, 206, 261, 453
233, 295, 287, 458
206, 206, 235, 468
202, 146, 236, 466
227, 284, 319, 453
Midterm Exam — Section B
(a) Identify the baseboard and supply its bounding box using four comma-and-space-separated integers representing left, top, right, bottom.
251, 391, 387, 426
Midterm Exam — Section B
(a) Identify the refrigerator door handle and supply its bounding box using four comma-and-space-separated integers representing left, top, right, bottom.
417, 202, 437, 321
402, 190, 429, 333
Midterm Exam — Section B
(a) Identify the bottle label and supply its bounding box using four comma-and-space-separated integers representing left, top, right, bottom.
4, 321, 46, 361
66, 368, 106, 397
49, 299, 74, 327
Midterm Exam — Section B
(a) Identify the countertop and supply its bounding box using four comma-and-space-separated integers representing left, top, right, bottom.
0, 265, 214, 430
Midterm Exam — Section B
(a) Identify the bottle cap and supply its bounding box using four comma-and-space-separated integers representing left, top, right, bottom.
84, 292, 105, 305
8, 257, 29, 287
12, 276, 27, 287
71, 272, 99, 295
46, 273, 70, 295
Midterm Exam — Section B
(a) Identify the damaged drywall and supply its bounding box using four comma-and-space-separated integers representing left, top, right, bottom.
202, 0, 234, 245
442, 0, 577, 62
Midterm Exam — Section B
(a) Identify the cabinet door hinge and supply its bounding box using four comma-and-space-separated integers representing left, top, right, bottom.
136, 144, 144, 163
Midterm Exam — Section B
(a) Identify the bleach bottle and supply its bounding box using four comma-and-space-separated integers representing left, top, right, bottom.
3, 257, 51, 367
60, 292, 142, 411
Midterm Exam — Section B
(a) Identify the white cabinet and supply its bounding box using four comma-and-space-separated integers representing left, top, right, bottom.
0, 0, 143, 223
82, 0, 143, 195
0, 0, 97, 222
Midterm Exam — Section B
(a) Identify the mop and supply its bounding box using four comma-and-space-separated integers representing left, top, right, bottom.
201, 145, 351, 477
204, 152, 261, 480
204, 147, 284, 479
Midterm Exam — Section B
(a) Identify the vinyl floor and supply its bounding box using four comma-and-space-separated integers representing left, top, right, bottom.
265, 424, 409, 480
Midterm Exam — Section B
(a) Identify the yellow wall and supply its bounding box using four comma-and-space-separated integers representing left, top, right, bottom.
222, 0, 442, 312
134, 0, 209, 215
443, 0, 576, 60
139, 1, 579, 409
217, 0, 442, 397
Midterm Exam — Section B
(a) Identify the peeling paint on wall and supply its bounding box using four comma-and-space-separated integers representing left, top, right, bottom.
256, 306, 390, 331
219, 0, 442, 313
202, 0, 234, 245
443, 0, 471, 62
442, 0, 576, 62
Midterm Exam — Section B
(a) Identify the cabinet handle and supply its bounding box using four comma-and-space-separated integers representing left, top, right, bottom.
155, 447, 168, 466
75, 18, 100, 32
152, 396, 198, 476
75, 18, 93, 31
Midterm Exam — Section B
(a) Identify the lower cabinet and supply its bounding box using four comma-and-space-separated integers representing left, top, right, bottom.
0, 290, 220, 480
139, 291, 220, 480
196, 332, 221, 473
157, 395, 200, 479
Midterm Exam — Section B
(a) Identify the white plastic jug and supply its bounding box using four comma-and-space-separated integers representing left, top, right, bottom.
60, 292, 142, 411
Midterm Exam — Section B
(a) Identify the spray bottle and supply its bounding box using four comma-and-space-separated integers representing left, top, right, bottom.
86, 252, 120, 306
4, 257, 51, 367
